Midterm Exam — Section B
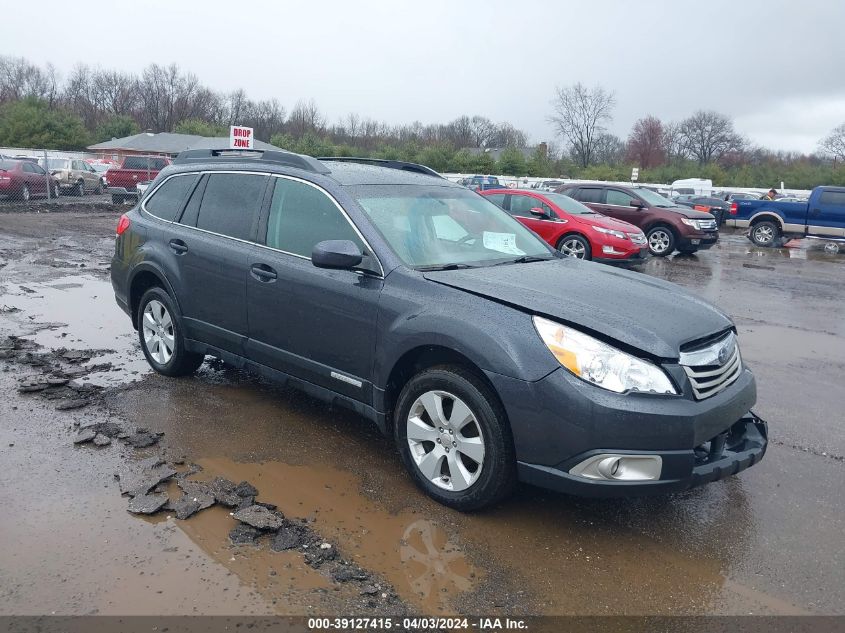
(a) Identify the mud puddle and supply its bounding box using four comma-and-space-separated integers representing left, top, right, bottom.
169, 458, 478, 614
0, 274, 148, 386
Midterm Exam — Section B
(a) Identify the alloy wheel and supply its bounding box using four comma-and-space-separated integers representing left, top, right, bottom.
648, 229, 671, 254
22, 185, 30, 202
559, 238, 587, 259
406, 390, 485, 492
142, 299, 175, 365
752, 224, 774, 245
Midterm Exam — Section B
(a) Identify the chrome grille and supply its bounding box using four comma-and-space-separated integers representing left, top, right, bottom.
679, 332, 742, 400
698, 219, 717, 231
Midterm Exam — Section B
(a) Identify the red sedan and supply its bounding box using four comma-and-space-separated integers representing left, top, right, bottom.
481, 189, 648, 263
0, 158, 59, 201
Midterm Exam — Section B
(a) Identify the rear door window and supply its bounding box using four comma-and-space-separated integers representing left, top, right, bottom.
485, 193, 507, 209
144, 174, 199, 222
195, 173, 267, 240
264, 177, 363, 258
575, 187, 606, 204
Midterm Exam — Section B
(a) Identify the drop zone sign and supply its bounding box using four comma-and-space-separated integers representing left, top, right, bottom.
230, 125, 254, 149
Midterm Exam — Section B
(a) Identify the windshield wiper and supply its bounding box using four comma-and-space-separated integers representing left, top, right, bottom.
491, 255, 551, 266
416, 263, 477, 271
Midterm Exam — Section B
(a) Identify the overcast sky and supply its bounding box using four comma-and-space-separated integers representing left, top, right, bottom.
6, 0, 845, 153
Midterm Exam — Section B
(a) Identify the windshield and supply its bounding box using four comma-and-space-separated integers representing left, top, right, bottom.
635, 188, 674, 207
543, 192, 596, 215
45, 159, 71, 169
350, 184, 553, 268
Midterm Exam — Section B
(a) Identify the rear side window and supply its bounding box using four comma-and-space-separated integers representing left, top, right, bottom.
485, 193, 506, 209
195, 173, 266, 240
574, 187, 605, 204
144, 174, 198, 221
818, 190, 845, 207
265, 177, 363, 258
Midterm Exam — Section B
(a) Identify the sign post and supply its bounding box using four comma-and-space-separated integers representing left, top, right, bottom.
631, 167, 639, 183
229, 125, 254, 150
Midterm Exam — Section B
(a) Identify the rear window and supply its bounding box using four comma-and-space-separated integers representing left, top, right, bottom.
195, 173, 266, 240
123, 156, 169, 170
819, 190, 845, 207
144, 174, 199, 221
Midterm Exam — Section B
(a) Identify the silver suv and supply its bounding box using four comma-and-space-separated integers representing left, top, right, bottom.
43, 158, 104, 196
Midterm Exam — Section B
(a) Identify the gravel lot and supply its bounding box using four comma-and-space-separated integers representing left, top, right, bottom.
0, 205, 843, 617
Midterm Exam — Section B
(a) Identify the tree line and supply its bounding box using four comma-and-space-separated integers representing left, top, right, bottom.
1, 56, 843, 189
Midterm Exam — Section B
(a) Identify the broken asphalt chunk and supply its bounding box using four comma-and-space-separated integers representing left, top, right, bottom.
127, 492, 168, 515
229, 524, 262, 545
208, 477, 241, 507
93, 434, 111, 447
235, 481, 258, 497
270, 524, 308, 552
123, 431, 161, 448
55, 398, 90, 411
117, 457, 176, 497
73, 428, 97, 444
232, 505, 285, 530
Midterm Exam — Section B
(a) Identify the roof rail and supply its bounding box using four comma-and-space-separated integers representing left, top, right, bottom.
318, 157, 443, 179
174, 148, 330, 174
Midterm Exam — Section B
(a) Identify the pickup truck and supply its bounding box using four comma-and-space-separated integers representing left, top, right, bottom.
727, 186, 845, 251
106, 156, 171, 203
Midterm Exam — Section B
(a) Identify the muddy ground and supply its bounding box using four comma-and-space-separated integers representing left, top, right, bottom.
0, 203, 843, 617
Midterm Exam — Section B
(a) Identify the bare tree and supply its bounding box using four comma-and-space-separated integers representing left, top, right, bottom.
549, 82, 616, 168
626, 116, 665, 168
820, 123, 845, 161
92, 69, 138, 116
662, 121, 688, 164
679, 110, 744, 164
491, 122, 528, 148
0, 56, 59, 104
592, 133, 626, 166
287, 99, 325, 137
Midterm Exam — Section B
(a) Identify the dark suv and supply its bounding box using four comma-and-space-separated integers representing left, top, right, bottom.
558, 184, 719, 256
111, 149, 766, 510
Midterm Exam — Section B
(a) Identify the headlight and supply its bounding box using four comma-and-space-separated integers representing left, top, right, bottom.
681, 218, 702, 229
533, 316, 677, 395
593, 226, 627, 240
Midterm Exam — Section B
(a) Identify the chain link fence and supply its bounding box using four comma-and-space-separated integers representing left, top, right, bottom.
0, 147, 114, 204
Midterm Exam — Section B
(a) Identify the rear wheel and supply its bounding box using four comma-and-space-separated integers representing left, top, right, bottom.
749, 220, 779, 247
52, 183, 60, 198
647, 225, 675, 256
394, 366, 516, 511
557, 234, 592, 260
137, 287, 205, 377
76, 181, 85, 197
21, 184, 30, 202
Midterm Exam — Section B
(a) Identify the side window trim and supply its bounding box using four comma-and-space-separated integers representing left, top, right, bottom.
257, 174, 384, 277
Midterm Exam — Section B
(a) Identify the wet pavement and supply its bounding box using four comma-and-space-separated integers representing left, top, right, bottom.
1, 207, 843, 617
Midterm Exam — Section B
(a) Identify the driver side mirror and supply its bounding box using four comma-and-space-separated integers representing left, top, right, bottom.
629, 199, 645, 208
312, 240, 363, 270
530, 207, 551, 218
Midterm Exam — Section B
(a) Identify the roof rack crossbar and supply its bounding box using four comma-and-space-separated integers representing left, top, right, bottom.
174, 148, 330, 174
317, 157, 442, 179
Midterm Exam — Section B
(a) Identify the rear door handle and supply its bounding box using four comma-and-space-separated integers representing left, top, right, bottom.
169, 239, 188, 254
250, 263, 277, 282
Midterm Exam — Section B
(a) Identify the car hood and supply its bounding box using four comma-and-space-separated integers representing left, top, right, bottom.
423, 259, 732, 359
579, 213, 642, 233
660, 205, 715, 220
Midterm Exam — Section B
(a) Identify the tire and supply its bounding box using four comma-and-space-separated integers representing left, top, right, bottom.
95, 180, 103, 195
137, 287, 204, 377
394, 365, 516, 511
76, 181, 85, 197
111, 194, 124, 204
52, 183, 60, 198
646, 225, 675, 256
557, 233, 592, 260
21, 184, 30, 202
749, 220, 779, 247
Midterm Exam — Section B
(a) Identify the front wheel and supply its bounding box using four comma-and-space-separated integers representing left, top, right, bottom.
76, 181, 85, 197
394, 366, 516, 511
52, 183, 60, 198
137, 287, 205, 377
21, 184, 30, 202
647, 226, 675, 256
557, 234, 592, 260
749, 220, 779, 247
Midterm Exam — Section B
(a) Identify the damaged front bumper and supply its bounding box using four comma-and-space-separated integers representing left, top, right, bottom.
517, 412, 768, 497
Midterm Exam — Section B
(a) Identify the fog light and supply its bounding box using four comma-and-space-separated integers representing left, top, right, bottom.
570, 454, 662, 481
691, 239, 701, 245
602, 246, 623, 255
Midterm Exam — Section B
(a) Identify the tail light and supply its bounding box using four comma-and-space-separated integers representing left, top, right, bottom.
116, 214, 131, 236
729, 203, 738, 215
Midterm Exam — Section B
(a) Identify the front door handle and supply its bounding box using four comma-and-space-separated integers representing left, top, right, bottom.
810, 208, 821, 217
250, 263, 277, 282
169, 239, 188, 254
